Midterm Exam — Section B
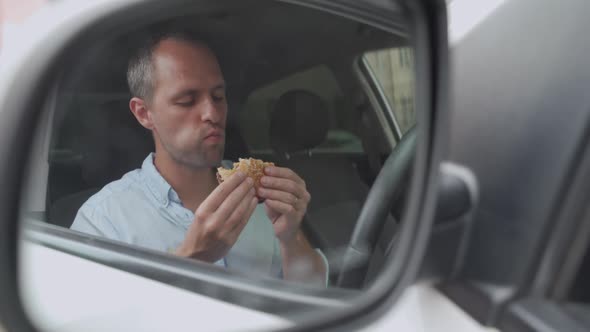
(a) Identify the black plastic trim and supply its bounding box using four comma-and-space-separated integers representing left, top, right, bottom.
530, 119, 590, 300
440, 280, 515, 325
500, 299, 590, 332
418, 162, 478, 282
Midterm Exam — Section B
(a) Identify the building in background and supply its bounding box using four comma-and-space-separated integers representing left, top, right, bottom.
365, 48, 415, 135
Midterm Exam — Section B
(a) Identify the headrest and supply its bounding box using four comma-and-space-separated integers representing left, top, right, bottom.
269, 90, 330, 155
77, 99, 153, 186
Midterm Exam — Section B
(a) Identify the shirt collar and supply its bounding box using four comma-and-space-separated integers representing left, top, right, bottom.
141, 153, 231, 207
141, 153, 175, 207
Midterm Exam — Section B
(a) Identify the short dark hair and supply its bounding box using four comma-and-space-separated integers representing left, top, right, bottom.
126, 30, 207, 101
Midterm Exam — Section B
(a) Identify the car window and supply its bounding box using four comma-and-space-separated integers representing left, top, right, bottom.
240, 65, 364, 155
41, 28, 410, 280
364, 47, 416, 135
43, 42, 410, 273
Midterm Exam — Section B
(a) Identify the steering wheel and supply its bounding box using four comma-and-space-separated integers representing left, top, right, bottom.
336, 127, 416, 288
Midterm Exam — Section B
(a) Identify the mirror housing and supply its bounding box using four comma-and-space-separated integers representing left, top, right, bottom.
0, 0, 450, 330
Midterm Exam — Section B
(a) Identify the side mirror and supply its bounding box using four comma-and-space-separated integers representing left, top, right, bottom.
0, 0, 452, 331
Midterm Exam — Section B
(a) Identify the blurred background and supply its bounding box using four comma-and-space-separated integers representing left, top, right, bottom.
0, 0, 47, 56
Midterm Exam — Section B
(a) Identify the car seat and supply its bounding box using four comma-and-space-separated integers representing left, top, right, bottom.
269, 89, 371, 256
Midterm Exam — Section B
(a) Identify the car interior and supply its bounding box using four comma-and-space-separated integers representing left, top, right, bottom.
42, 0, 414, 288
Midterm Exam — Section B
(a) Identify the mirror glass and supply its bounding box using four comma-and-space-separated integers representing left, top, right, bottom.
17, 0, 418, 329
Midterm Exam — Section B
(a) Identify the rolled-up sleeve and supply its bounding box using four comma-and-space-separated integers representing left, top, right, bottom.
273, 244, 330, 287
315, 248, 330, 287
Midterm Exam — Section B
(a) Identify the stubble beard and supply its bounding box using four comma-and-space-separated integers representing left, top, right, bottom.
166, 140, 225, 170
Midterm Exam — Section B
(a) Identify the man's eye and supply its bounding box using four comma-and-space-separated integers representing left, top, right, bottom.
176, 100, 194, 107
212, 94, 226, 102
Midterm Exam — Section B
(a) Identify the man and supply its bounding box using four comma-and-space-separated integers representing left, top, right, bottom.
71, 31, 327, 285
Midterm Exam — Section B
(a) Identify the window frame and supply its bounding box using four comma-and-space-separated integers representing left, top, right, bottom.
355, 55, 403, 144
359, 48, 417, 140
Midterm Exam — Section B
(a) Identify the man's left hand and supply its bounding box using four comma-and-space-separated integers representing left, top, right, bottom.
257, 166, 310, 244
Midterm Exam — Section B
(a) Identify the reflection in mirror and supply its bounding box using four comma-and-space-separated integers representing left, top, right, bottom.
18, 0, 417, 328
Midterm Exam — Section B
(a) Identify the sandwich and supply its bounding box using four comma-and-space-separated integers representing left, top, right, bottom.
216, 158, 275, 196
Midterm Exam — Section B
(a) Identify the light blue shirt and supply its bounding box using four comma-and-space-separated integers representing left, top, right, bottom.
71, 154, 283, 278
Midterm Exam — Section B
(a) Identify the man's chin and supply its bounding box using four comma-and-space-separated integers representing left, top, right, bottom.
196, 149, 225, 168
171, 150, 223, 170
208, 148, 225, 165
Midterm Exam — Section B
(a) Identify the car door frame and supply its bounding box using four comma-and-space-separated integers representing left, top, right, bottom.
440, 0, 590, 331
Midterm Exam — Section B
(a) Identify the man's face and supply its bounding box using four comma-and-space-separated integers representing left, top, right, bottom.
148, 39, 227, 168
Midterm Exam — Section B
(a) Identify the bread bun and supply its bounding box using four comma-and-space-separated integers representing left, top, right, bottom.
216, 158, 275, 192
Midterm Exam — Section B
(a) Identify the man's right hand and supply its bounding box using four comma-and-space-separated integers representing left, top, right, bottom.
175, 171, 258, 262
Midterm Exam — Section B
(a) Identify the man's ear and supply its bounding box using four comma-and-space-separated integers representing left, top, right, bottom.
129, 97, 154, 130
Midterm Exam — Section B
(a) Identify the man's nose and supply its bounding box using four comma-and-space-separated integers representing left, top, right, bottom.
200, 97, 224, 124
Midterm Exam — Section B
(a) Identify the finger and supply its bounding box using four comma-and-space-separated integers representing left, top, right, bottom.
260, 176, 306, 198
257, 187, 299, 206
228, 196, 258, 240
265, 199, 297, 217
225, 192, 256, 231
264, 166, 305, 186
215, 178, 255, 222
198, 171, 248, 213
